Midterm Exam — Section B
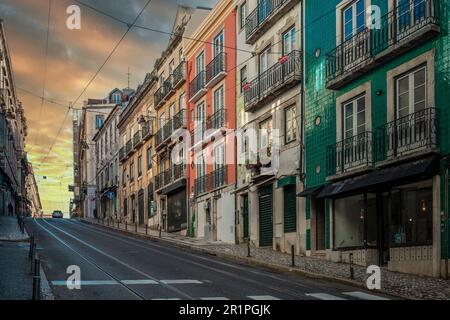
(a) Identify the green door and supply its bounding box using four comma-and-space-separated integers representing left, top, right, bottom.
259, 185, 273, 247
283, 185, 297, 233
242, 195, 249, 239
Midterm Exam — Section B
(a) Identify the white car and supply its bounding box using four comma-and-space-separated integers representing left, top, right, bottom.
52, 210, 64, 219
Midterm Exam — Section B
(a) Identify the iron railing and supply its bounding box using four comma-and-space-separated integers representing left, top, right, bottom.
206, 52, 227, 86
190, 123, 205, 146
154, 82, 169, 108
173, 109, 186, 131
374, 108, 439, 162
133, 131, 142, 148
141, 121, 152, 140
326, 132, 373, 177
326, 0, 440, 86
206, 108, 226, 131
208, 165, 228, 190
194, 175, 207, 195
244, 50, 301, 109
189, 71, 206, 101
119, 147, 125, 161
125, 140, 133, 155
154, 172, 164, 191
172, 61, 186, 88
173, 163, 185, 181
245, 0, 290, 42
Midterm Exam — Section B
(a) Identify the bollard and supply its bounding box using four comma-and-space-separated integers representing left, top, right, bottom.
291, 245, 295, 267
135, 223, 138, 233
30, 244, 36, 273
32, 276, 41, 300
159, 226, 162, 238
145, 224, 148, 235
118, 219, 120, 229
247, 238, 251, 257
125, 221, 127, 232
349, 253, 354, 279
29, 236, 35, 260
34, 258, 40, 277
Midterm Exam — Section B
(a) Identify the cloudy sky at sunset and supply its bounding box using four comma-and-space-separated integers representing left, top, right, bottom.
0, 0, 216, 214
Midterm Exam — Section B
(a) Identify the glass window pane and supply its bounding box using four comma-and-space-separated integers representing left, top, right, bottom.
334, 194, 366, 248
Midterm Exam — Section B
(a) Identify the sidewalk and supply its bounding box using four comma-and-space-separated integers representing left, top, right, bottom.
0, 216, 29, 242
82, 217, 450, 300
0, 216, 53, 300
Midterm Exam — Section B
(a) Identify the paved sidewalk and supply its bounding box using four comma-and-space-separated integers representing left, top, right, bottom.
0, 216, 29, 242
82, 217, 450, 300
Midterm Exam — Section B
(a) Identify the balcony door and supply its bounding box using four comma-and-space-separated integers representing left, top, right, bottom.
397, 0, 427, 37
169, 103, 176, 132
342, 95, 367, 170
196, 51, 205, 75
258, 0, 272, 23
213, 86, 224, 129
341, 0, 367, 70
196, 101, 205, 141
395, 66, 428, 151
213, 31, 224, 57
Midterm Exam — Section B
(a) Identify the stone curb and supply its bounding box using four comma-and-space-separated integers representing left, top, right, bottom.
79, 218, 408, 300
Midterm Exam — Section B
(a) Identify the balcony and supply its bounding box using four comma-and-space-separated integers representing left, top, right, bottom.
190, 124, 206, 148
154, 61, 186, 109
194, 166, 228, 196
154, 109, 186, 151
125, 139, 133, 156
205, 52, 227, 88
205, 108, 226, 133
245, 0, 300, 44
189, 71, 207, 103
119, 147, 126, 162
244, 50, 301, 112
133, 131, 142, 149
172, 109, 187, 132
326, 132, 373, 180
154, 164, 186, 192
374, 108, 439, 164
326, 0, 440, 90
141, 121, 153, 141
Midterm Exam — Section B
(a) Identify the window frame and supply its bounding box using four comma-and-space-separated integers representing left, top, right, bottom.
284, 105, 297, 145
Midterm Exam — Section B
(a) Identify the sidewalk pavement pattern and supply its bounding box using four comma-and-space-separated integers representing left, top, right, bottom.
0, 216, 53, 300
83, 217, 450, 300
0, 216, 29, 242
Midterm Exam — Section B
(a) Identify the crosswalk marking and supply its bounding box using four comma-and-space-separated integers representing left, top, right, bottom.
306, 293, 347, 300
248, 295, 281, 300
160, 280, 203, 284
201, 297, 230, 300
342, 291, 390, 300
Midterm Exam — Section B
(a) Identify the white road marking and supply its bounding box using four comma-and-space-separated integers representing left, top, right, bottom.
122, 280, 158, 285
306, 293, 347, 300
201, 297, 230, 300
248, 295, 281, 300
51, 280, 116, 286
342, 291, 390, 300
152, 298, 181, 300
160, 280, 203, 284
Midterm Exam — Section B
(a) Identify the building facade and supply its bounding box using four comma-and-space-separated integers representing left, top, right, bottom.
302, 0, 449, 277
78, 89, 131, 219
93, 105, 121, 220
234, 0, 303, 253
0, 20, 28, 217
185, 0, 237, 243
25, 163, 42, 217
118, 74, 156, 227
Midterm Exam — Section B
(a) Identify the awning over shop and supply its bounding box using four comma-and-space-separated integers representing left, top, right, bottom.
318, 155, 439, 199
297, 185, 324, 197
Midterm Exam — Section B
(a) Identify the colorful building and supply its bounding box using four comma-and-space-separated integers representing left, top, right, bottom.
235, 0, 303, 253
302, 0, 449, 277
185, 0, 237, 243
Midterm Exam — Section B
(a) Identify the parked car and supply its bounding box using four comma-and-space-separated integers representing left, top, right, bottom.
52, 210, 64, 219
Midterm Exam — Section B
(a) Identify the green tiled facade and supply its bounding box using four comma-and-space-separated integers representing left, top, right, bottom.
304, 0, 450, 260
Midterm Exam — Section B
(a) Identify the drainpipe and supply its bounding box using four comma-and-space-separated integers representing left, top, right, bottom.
299, 0, 305, 184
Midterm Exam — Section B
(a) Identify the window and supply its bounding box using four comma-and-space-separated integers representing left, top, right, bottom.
343, 95, 366, 140
213, 31, 224, 57
259, 118, 273, 156
239, 2, 246, 30
95, 115, 105, 129
123, 198, 128, 217
148, 184, 155, 217
213, 86, 224, 113
285, 105, 297, 144
240, 66, 247, 93
147, 147, 152, 170
179, 47, 184, 62
111, 92, 121, 104
398, 0, 427, 32
214, 144, 225, 169
396, 66, 426, 119
283, 185, 297, 233
259, 46, 271, 73
389, 180, 433, 246
342, 0, 365, 42
282, 26, 296, 55
169, 59, 175, 75
196, 51, 205, 75
122, 167, 127, 186
138, 155, 142, 177
179, 92, 186, 111
159, 74, 164, 86
197, 154, 205, 178
130, 161, 135, 181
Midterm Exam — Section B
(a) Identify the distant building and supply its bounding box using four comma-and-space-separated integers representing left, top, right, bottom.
76, 88, 134, 219
0, 20, 29, 217
25, 163, 42, 217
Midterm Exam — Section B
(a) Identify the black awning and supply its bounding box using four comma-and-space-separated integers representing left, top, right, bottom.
318, 155, 439, 199
297, 185, 324, 197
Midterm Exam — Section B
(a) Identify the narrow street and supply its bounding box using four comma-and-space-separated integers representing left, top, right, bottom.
26, 218, 393, 301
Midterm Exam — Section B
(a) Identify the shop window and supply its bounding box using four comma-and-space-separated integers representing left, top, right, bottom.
390, 181, 433, 246
316, 198, 326, 251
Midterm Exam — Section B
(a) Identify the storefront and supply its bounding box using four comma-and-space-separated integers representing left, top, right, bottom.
316, 155, 440, 276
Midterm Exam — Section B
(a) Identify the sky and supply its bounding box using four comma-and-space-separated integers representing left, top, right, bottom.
0, 0, 217, 214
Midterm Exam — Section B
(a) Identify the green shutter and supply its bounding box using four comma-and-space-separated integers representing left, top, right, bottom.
243, 195, 249, 239
259, 185, 273, 247
283, 185, 297, 233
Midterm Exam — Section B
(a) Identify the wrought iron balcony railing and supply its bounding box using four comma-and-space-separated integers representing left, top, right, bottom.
194, 175, 207, 195
245, 0, 298, 44
208, 165, 228, 190
125, 140, 133, 156
154, 61, 186, 108
326, 0, 440, 89
244, 50, 301, 111
206, 108, 226, 131
133, 130, 142, 148
154, 171, 165, 191
326, 132, 373, 178
205, 52, 227, 88
374, 108, 439, 162
172, 109, 186, 132
141, 121, 153, 140
189, 71, 207, 102
172, 61, 186, 89
119, 147, 126, 162
190, 123, 205, 147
